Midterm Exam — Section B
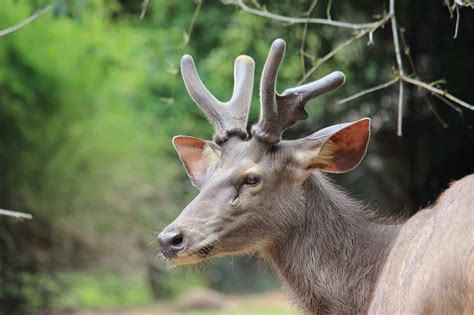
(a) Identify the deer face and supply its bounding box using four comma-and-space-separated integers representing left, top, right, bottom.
158, 139, 282, 264
158, 39, 370, 265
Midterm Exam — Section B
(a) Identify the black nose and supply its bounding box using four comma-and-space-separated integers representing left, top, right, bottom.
157, 231, 185, 258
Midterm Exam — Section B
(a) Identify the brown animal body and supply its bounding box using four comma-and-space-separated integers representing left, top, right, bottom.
157, 39, 474, 314
370, 176, 474, 314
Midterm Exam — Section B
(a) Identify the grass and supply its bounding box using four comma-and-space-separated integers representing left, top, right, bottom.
49, 270, 296, 314
54, 271, 154, 310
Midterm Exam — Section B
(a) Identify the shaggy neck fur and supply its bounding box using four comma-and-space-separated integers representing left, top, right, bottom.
263, 174, 401, 314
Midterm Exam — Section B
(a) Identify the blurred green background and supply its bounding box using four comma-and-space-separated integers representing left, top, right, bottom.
0, 0, 473, 314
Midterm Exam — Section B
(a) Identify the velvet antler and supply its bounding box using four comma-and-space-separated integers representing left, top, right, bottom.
181, 54, 255, 145
251, 39, 346, 144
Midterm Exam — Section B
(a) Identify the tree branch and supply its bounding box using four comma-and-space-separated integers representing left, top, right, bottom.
184, 0, 203, 46
0, 209, 33, 220
299, 0, 319, 77
298, 14, 391, 85
140, 0, 150, 20
399, 28, 448, 127
423, 93, 449, 128
400, 75, 474, 111
223, 0, 381, 30
431, 93, 463, 114
223, 0, 473, 136
0, 5, 53, 37
337, 78, 399, 105
454, 4, 460, 38
390, 0, 405, 137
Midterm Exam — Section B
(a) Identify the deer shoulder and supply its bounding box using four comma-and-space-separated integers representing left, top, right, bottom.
370, 174, 474, 314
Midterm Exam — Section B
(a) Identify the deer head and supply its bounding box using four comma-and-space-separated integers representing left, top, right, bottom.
158, 39, 370, 264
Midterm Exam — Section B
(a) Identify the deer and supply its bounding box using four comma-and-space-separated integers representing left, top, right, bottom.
157, 39, 474, 314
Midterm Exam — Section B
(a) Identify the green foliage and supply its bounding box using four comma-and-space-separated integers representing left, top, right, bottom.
160, 270, 208, 300
54, 271, 154, 310
0, 272, 60, 313
0, 0, 186, 242
52, 270, 208, 310
0, 0, 195, 312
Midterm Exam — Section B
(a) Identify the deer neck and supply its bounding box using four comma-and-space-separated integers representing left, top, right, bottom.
263, 173, 401, 314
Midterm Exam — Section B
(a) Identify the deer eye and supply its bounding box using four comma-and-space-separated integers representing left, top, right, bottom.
243, 173, 261, 186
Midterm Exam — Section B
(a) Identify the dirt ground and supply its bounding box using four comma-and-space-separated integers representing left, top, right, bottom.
73, 291, 297, 315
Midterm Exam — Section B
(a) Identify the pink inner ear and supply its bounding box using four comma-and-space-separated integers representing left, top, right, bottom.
322, 118, 370, 173
172, 136, 209, 187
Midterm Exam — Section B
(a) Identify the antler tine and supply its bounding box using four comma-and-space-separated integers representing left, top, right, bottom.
283, 71, 346, 105
181, 55, 222, 130
251, 39, 346, 145
181, 54, 255, 145
228, 55, 254, 139
260, 39, 286, 113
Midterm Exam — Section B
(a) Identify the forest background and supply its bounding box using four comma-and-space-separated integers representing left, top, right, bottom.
1, 0, 473, 313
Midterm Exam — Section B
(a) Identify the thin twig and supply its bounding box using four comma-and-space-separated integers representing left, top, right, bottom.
431, 93, 463, 114
0, 209, 33, 220
298, 14, 391, 85
223, 0, 381, 29
224, 0, 472, 136
299, 0, 318, 77
401, 75, 474, 111
140, 0, 150, 20
390, 0, 404, 137
399, 29, 416, 75
423, 94, 449, 128
184, 0, 203, 46
167, 0, 203, 105
337, 78, 399, 105
302, 0, 318, 16
326, 0, 333, 20
399, 29, 448, 127
445, 0, 454, 17
299, 35, 362, 84
0, 5, 53, 37
300, 22, 310, 77
453, 4, 460, 38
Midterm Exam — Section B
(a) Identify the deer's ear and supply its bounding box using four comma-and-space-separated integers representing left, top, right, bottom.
292, 118, 370, 174
172, 136, 222, 189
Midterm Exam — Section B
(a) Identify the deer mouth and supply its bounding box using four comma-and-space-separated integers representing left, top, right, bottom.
169, 241, 217, 265
195, 242, 216, 257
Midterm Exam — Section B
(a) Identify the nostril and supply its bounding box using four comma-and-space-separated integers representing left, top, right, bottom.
170, 234, 184, 247
157, 231, 185, 256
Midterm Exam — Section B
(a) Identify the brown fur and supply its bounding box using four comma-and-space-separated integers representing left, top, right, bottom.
369, 175, 474, 314
163, 135, 474, 314
161, 39, 474, 314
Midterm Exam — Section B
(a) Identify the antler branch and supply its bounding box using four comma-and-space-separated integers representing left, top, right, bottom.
251, 39, 345, 144
181, 55, 255, 144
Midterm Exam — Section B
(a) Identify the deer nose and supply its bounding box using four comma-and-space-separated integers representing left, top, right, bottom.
157, 230, 185, 258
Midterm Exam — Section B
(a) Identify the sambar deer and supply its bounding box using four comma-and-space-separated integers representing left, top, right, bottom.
158, 39, 474, 314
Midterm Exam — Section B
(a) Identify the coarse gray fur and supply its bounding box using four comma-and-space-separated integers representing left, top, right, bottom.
159, 39, 474, 314
262, 172, 401, 314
